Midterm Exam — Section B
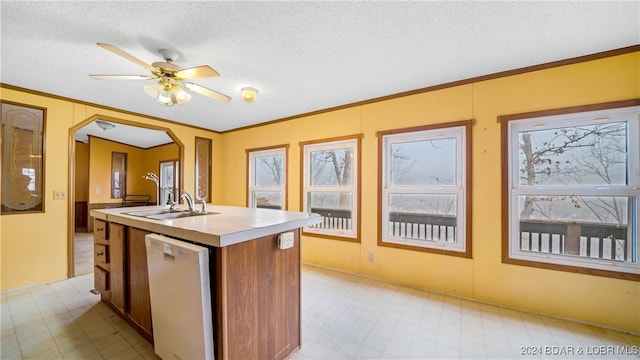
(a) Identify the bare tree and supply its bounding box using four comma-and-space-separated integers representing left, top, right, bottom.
570, 124, 626, 224
311, 149, 352, 208
519, 122, 627, 223
391, 146, 414, 184
258, 156, 283, 185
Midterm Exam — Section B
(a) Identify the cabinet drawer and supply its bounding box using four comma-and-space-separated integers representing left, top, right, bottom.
95, 244, 109, 268
94, 266, 109, 293
94, 219, 108, 241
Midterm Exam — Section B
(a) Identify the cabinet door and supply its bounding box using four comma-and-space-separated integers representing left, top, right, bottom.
127, 227, 153, 336
94, 266, 109, 294
109, 223, 126, 313
220, 230, 301, 360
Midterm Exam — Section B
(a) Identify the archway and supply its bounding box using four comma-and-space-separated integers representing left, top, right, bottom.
67, 115, 184, 277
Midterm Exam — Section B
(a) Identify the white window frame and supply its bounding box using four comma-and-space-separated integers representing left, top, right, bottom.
247, 147, 287, 210
380, 122, 470, 256
505, 105, 639, 278
302, 137, 359, 240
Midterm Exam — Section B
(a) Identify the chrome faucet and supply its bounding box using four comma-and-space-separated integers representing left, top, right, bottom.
181, 191, 195, 212
143, 172, 159, 184
197, 197, 207, 214
143, 173, 160, 205
164, 187, 177, 210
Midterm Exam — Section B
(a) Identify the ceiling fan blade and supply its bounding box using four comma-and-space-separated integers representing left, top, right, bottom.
184, 82, 231, 103
97, 43, 157, 73
90, 74, 156, 80
174, 65, 220, 79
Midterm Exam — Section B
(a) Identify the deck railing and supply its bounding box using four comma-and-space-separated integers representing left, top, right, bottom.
387, 212, 457, 242
308, 208, 353, 231
519, 219, 628, 261
307, 207, 630, 261
308, 208, 456, 241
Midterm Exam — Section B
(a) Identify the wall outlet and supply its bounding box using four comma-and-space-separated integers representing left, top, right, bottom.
53, 190, 67, 200
368, 252, 374, 262
95, 187, 101, 194
277, 232, 294, 250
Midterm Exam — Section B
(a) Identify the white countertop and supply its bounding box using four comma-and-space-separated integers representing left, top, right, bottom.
91, 205, 321, 247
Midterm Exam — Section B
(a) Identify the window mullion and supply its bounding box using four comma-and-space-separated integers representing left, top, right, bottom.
253, 186, 283, 192
515, 187, 636, 196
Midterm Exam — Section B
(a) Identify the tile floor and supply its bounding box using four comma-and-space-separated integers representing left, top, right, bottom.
295, 267, 639, 359
1, 272, 157, 360
2, 264, 639, 359
74, 232, 94, 276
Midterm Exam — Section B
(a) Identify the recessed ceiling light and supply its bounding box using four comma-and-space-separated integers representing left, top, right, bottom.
241, 87, 258, 102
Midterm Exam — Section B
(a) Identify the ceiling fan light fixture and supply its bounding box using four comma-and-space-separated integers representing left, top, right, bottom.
157, 84, 177, 106
173, 85, 191, 105
144, 81, 163, 99
241, 87, 258, 102
144, 80, 191, 107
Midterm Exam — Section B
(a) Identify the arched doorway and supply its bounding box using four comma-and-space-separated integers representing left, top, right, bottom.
68, 115, 184, 277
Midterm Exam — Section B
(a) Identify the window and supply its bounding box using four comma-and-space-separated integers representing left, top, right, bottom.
502, 100, 639, 280
111, 152, 127, 199
195, 137, 211, 202
1, 101, 45, 214
301, 135, 361, 241
247, 146, 287, 209
378, 121, 472, 256
160, 160, 179, 205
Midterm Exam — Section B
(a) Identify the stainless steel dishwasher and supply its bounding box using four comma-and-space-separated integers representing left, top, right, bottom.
145, 233, 214, 360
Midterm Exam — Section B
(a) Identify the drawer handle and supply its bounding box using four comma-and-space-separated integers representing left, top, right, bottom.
96, 252, 104, 256
96, 227, 104, 232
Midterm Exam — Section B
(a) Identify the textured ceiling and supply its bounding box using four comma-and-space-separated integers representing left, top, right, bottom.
75, 120, 172, 149
1, 1, 639, 139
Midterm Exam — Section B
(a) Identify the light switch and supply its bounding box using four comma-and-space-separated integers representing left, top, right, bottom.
277, 232, 294, 250
53, 190, 66, 200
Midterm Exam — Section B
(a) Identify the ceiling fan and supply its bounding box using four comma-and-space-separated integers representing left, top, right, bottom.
90, 43, 231, 106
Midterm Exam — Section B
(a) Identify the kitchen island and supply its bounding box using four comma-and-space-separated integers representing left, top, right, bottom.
90, 205, 320, 360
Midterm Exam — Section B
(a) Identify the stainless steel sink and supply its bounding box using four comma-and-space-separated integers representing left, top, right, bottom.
125, 209, 174, 217
145, 211, 214, 220
125, 209, 218, 220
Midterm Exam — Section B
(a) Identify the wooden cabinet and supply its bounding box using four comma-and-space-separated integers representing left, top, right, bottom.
126, 227, 153, 338
93, 219, 109, 296
93, 218, 108, 241
94, 266, 108, 294
94, 244, 109, 268
94, 219, 301, 359
215, 229, 301, 360
109, 223, 126, 313
93, 220, 152, 342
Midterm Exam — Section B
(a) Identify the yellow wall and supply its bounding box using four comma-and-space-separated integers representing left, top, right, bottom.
220, 52, 640, 333
89, 137, 145, 204
0, 86, 221, 291
87, 138, 179, 205
0, 51, 638, 333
